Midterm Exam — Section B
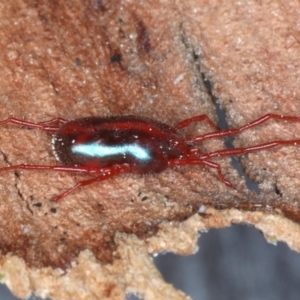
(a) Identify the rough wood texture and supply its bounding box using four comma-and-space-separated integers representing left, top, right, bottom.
0, 1, 299, 299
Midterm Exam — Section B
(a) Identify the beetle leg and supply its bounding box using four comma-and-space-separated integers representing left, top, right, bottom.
0, 117, 67, 132
201, 139, 300, 160
175, 114, 218, 130
0, 164, 97, 173
190, 114, 300, 143
37, 117, 68, 128
168, 157, 232, 187
0, 163, 131, 201
51, 164, 131, 202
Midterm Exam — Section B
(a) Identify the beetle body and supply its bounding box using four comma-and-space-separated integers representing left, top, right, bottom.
52, 116, 190, 174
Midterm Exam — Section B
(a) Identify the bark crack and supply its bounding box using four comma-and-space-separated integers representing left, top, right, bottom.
177, 21, 260, 194
0, 149, 34, 214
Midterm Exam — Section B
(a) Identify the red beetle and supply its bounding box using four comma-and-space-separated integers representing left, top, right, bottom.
0, 113, 299, 201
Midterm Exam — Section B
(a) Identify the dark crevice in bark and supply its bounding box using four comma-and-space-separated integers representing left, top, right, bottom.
178, 23, 260, 194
